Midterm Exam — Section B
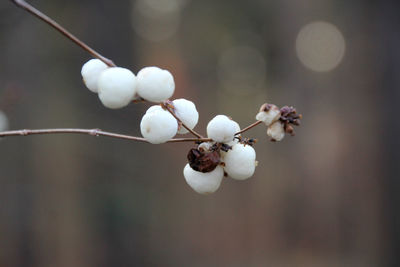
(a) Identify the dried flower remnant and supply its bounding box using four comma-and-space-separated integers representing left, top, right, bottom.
187, 148, 220, 173
256, 103, 281, 126
279, 105, 302, 136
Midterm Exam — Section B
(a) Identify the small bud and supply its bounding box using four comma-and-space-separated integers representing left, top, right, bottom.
267, 121, 285, 141
255, 103, 281, 126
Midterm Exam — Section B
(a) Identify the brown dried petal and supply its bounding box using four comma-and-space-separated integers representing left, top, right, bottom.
187, 148, 220, 173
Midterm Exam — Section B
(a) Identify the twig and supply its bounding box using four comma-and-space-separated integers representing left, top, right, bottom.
10, 0, 115, 67
161, 102, 204, 139
235, 120, 263, 135
0, 128, 212, 143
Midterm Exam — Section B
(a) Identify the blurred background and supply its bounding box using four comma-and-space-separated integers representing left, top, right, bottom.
0, 0, 399, 266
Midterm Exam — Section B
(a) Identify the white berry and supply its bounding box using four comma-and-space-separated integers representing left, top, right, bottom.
145, 105, 163, 114
198, 141, 214, 152
172, 98, 199, 134
267, 121, 285, 141
255, 104, 281, 126
223, 143, 256, 180
81, 59, 108, 93
183, 164, 224, 194
136, 66, 175, 102
140, 107, 178, 144
97, 67, 137, 109
206, 115, 238, 143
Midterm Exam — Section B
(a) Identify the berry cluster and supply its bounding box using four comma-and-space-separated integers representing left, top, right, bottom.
81, 59, 301, 194
5, 0, 303, 196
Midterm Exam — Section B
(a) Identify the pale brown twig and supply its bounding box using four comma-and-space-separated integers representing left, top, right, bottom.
8, 0, 294, 145
235, 120, 263, 135
0, 128, 212, 143
10, 0, 115, 67
161, 102, 204, 139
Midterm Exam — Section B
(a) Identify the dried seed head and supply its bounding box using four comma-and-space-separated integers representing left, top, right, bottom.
235, 135, 258, 146
279, 105, 302, 136
187, 148, 220, 173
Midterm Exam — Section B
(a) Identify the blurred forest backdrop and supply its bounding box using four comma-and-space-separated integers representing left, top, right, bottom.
0, 0, 399, 266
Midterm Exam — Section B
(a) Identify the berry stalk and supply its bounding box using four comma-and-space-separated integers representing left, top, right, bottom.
0, 128, 212, 143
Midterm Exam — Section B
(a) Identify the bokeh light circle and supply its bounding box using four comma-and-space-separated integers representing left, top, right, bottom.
296, 21, 346, 72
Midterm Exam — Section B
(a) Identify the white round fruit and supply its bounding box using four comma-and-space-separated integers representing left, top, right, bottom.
267, 121, 285, 141
223, 143, 256, 180
183, 164, 224, 194
172, 98, 199, 134
145, 105, 163, 114
198, 141, 214, 152
81, 59, 108, 93
97, 67, 137, 109
140, 108, 178, 144
255, 104, 281, 126
206, 115, 238, 143
136, 66, 175, 102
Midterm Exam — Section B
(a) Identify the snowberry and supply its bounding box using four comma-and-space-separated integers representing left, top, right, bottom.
140, 107, 178, 144
97, 67, 137, 109
255, 104, 281, 126
136, 66, 175, 102
172, 98, 199, 134
267, 121, 285, 141
81, 59, 108, 93
225, 121, 241, 146
198, 141, 214, 152
183, 164, 224, 194
223, 143, 256, 180
145, 105, 163, 114
206, 115, 238, 143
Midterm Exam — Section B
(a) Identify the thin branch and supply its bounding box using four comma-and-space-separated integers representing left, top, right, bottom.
161, 102, 204, 139
235, 120, 263, 135
0, 128, 212, 143
10, 0, 115, 67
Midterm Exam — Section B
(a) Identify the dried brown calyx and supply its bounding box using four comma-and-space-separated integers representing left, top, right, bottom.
235, 136, 257, 146
279, 106, 302, 136
210, 142, 232, 152
187, 142, 233, 173
259, 103, 276, 112
187, 148, 220, 173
